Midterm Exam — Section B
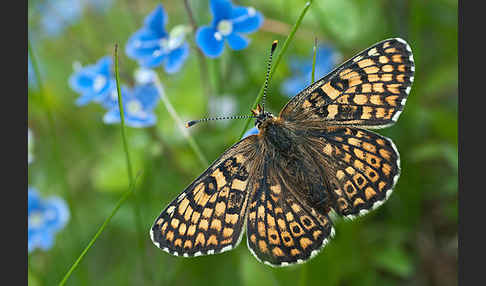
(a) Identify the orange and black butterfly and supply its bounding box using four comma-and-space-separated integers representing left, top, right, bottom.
150, 38, 415, 266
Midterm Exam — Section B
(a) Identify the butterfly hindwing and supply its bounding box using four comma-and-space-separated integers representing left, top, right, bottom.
303, 126, 400, 219
150, 136, 260, 256
246, 157, 334, 266
281, 38, 414, 128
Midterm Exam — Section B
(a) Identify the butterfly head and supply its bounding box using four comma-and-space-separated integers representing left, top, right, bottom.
252, 104, 274, 129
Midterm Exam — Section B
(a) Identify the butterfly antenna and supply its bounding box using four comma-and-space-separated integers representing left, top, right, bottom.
262, 40, 278, 112
185, 115, 256, 128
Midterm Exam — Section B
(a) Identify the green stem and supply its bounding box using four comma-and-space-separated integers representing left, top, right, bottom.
152, 75, 209, 167
114, 44, 134, 185
312, 37, 318, 84
238, 0, 314, 139
114, 44, 151, 282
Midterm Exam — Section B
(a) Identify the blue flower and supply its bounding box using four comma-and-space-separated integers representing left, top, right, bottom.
196, 0, 263, 58
38, 0, 83, 38
242, 126, 259, 139
125, 4, 190, 74
281, 44, 341, 98
103, 83, 160, 128
69, 56, 115, 106
28, 187, 70, 253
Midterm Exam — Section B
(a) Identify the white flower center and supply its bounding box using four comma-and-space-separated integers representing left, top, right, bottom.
126, 100, 143, 115
93, 75, 107, 93
217, 20, 233, 36
248, 7, 256, 16
29, 211, 45, 228
152, 49, 162, 57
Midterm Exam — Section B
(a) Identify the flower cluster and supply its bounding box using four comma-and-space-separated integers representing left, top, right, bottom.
125, 0, 264, 74
69, 3, 265, 127
69, 58, 161, 128
28, 188, 70, 253
281, 44, 341, 97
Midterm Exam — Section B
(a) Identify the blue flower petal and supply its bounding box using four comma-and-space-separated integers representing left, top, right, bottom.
210, 0, 233, 24
103, 108, 123, 125
69, 56, 114, 105
125, 112, 157, 128
96, 56, 112, 75
164, 43, 189, 74
28, 188, 70, 253
143, 4, 168, 38
103, 85, 158, 128
45, 197, 70, 231
139, 51, 166, 68
68, 66, 97, 94
133, 83, 159, 110
99, 82, 128, 109
231, 7, 264, 34
226, 33, 249, 50
196, 26, 225, 58
37, 231, 55, 251
75, 92, 99, 106
242, 126, 259, 139
28, 188, 41, 212
125, 29, 161, 60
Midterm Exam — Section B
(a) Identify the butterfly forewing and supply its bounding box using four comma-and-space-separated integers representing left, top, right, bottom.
246, 158, 334, 266
150, 136, 261, 256
281, 38, 414, 128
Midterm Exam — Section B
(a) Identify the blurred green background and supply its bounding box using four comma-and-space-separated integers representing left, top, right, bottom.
28, 0, 457, 285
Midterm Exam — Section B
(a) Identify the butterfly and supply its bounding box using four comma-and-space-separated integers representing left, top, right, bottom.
150, 38, 415, 266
